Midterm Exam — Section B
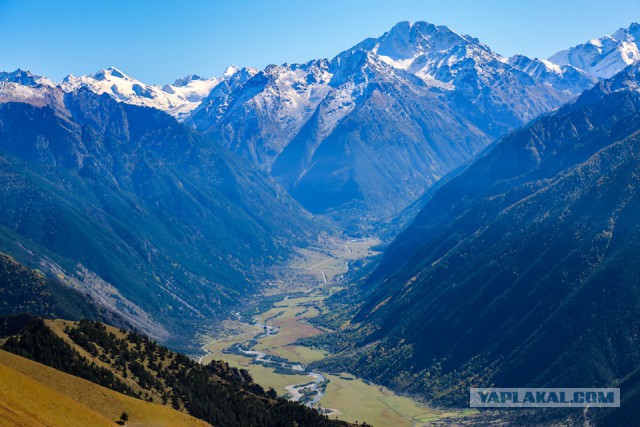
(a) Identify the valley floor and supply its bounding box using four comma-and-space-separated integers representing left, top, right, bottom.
198, 237, 477, 427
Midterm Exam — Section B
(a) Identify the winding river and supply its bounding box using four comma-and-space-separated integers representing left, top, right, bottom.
227, 316, 329, 407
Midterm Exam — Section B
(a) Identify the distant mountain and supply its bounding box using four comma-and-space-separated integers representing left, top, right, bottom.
0, 82, 323, 346
189, 21, 585, 224
2, 22, 602, 226
508, 54, 596, 93
60, 67, 233, 121
363, 21, 586, 117
310, 64, 640, 423
549, 22, 640, 78
0, 69, 56, 87
0, 69, 66, 111
189, 60, 328, 168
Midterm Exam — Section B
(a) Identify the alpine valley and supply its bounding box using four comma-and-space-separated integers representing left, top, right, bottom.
1, 19, 640, 427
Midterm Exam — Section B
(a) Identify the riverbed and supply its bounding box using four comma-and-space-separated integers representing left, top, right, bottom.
197, 237, 475, 426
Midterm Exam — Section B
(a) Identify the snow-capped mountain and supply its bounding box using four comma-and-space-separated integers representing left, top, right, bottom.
0, 69, 55, 87
0, 69, 66, 112
508, 54, 596, 93
341, 63, 640, 408
188, 21, 585, 222
549, 23, 640, 79
268, 48, 493, 219
1, 21, 615, 224
190, 61, 330, 166
60, 67, 228, 120
353, 21, 582, 126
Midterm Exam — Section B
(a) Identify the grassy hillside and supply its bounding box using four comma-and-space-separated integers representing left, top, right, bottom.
0, 348, 210, 427
1, 317, 351, 427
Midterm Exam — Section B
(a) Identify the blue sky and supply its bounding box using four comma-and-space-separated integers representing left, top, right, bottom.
1, 0, 639, 84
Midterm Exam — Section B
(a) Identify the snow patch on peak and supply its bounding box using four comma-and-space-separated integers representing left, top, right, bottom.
61, 67, 231, 121
509, 54, 596, 93
375, 21, 470, 62
0, 69, 64, 111
223, 65, 240, 78
0, 69, 55, 88
346, 20, 509, 91
549, 23, 640, 79
106, 67, 126, 78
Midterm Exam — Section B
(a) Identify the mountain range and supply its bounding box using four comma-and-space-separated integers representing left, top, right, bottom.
1, 19, 639, 335
550, 22, 640, 78
6, 22, 637, 227
308, 61, 640, 426
188, 21, 591, 224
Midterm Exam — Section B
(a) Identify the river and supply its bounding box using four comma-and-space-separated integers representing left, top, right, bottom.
227, 311, 330, 408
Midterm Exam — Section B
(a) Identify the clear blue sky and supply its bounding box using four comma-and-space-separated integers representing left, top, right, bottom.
1, 0, 639, 84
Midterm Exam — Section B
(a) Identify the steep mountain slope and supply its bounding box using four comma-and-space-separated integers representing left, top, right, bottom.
549, 22, 640, 79
0, 317, 351, 427
364, 21, 582, 127
190, 61, 329, 168
310, 65, 640, 419
0, 84, 324, 345
0, 348, 210, 427
0, 252, 123, 325
271, 52, 491, 220
188, 22, 587, 223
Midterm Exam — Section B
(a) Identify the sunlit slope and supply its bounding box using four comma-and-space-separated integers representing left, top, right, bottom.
1, 317, 346, 427
0, 349, 211, 427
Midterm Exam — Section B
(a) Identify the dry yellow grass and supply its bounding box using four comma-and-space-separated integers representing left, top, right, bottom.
0, 349, 210, 427
319, 373, 467, 427
253, 297, 328, 363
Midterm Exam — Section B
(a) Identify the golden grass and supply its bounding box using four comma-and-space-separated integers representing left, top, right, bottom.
253, 297, 327, 363
266, 344, 328, 365
319, 373, 454, 427
0, 349, 210, 427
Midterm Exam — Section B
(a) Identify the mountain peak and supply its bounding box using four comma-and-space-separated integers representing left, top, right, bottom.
0, 68, 32, 81
172, 74, 204, 87
0, 68, 55, 87
93, 66, 130, 81
223, 65, 240, 78
106, 66, 125, 74
375, 20, 470, 61
549, 22, 640, 79
612, 22, 640, 41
